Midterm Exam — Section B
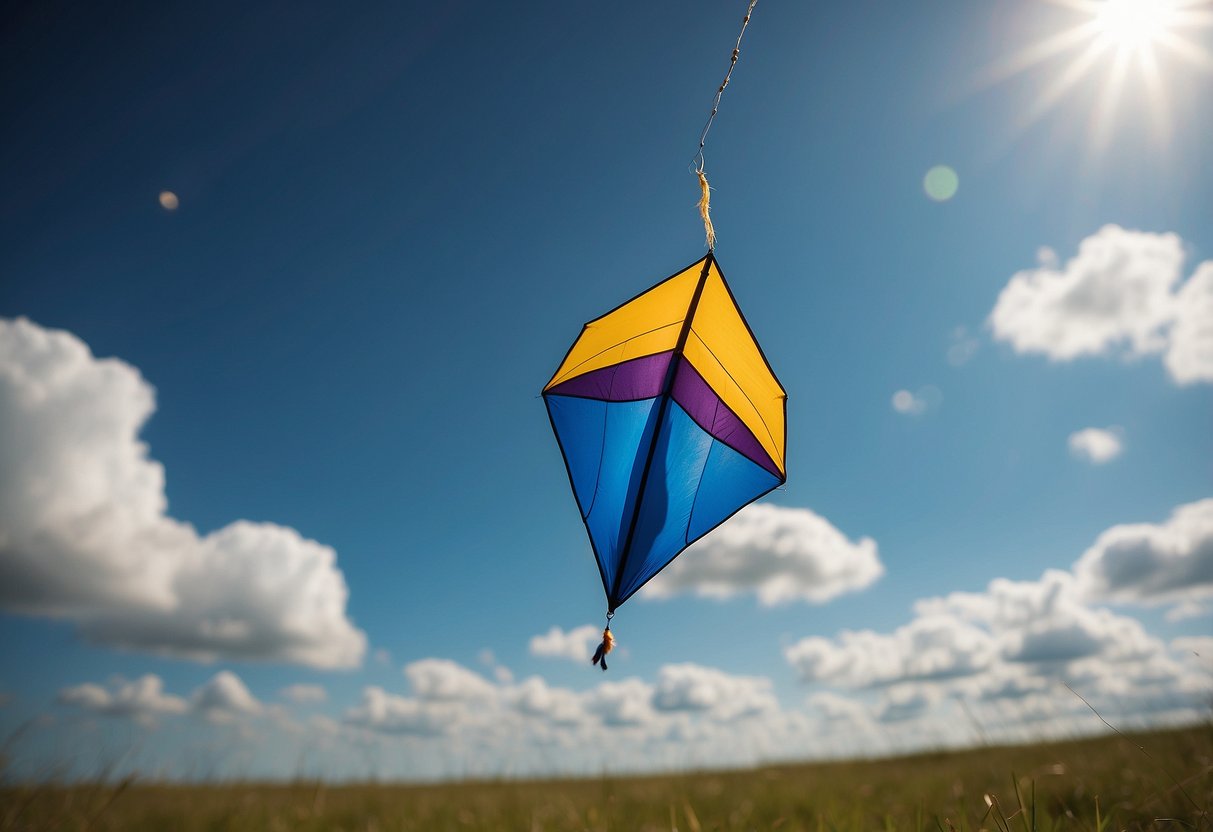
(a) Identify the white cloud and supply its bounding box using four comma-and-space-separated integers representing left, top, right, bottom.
989, 226, 1182, 360
280, 684, 327, 705
807, 691, 871, 725
1166, 600, 1211, 622
1073, 498, 1213, 607
58, 670, 269, 727
344, 686, 455, 737
343, 657, 791, 758
508, 676, 585, 725
0, 317, 366, 668
785, 613, 994, 688
651, 663, 776, 720
193, 671, 262, 722
784, 505, 1213, 751
644, 504, 883, 605
1067, 427, 1123, 464
987, 226, 1213, 384
1171, 635, 1213, 659
1166, 262, 1213, 384
876, 685, 939, 723
529, 625, 602, 663
403, 658, 496, 702
346, 659, 504, 739
584, 679, 656, 727
57, 674, 188, 722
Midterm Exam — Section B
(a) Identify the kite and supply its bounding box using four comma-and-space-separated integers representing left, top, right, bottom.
543, 253, 786, 668
542, 1, 784, 669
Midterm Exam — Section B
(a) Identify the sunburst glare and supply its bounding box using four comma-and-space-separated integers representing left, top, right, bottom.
981, 0, 1213, 147
1094, 0, 1179, 52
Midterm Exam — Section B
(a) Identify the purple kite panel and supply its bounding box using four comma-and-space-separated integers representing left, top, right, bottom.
546, 351, 673, 401
671, 360, 780, 477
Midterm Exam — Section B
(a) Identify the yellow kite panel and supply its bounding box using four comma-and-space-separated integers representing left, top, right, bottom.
544, 261, 702, 391
684, 264, 786, 474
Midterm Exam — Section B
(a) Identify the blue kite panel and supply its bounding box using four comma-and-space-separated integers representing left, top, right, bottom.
686, 436, 782, 541
545, 394, 661, 596
614, 403, 780, 605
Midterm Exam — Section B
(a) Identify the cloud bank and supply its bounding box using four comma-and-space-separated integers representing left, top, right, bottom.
0, 317, 366, 668
785, 499, 1213, 735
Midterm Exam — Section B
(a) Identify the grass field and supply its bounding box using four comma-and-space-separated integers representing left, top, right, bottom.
1, 725, 1209, 831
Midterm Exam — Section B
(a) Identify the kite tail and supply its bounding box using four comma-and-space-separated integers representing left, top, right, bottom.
591, 626, 615, 672
696, 167, 716, 250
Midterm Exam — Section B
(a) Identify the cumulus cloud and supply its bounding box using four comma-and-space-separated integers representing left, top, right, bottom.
1067, 427, 1123, 464
785, 613, 994, 688
344, 686, 455, 737
807, 691, 871, 725
1166, 600, 1211, 622
876, 686, 938, 723
584, 679, 656, 727
344, 656, 788, 758
343, 660, 505, 737
987, 226, 1213, 384
644, 504, 883, 605
1171, 635, 1213, 659
1073, 498, 1213, 607
193, 671, 263, 722
509, 677, 584, 725
58, 670, 268, 726
280, 684, 327, 705
403, 659, 496, 702
651, 664, 776, 720
57, 674, 188, 723
785, 504, 1213, 749
529, 625, 601, 663
0, 317, 366, 668
1166, 263, 1213, 384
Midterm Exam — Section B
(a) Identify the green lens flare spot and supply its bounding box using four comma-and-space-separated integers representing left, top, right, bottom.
923, 165, 959, 202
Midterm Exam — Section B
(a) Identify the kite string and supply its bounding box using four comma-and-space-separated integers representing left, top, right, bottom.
693, 0, 760, 250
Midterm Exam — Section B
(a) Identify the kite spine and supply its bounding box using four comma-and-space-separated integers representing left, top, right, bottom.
607, 253, 715, 612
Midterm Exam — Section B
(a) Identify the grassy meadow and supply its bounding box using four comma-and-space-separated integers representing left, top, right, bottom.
1, 725, 1209, 831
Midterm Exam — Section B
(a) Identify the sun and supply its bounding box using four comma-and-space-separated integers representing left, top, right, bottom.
980, 0, 1213, 147
1093, 0, 1180, 53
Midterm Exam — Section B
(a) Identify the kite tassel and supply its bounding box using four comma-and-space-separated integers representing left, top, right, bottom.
696, 166, 716, 251
591, 625, 615, 672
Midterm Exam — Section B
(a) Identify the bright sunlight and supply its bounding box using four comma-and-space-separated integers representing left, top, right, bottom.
1093, 0, 1179, 53
983, 0, 1213, 146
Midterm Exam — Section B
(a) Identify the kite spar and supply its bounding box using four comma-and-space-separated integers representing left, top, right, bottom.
542, 1, 785, 670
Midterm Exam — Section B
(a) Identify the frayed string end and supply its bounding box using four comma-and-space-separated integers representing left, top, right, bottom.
591, 627, 615, 672
696, 167, 716, 250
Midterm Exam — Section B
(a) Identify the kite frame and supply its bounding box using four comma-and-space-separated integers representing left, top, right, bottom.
543, 253, 787, 613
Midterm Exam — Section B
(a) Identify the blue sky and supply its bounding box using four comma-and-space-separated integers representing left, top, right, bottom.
1, 0, 1211, 781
